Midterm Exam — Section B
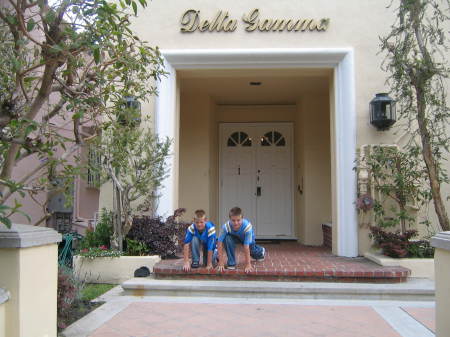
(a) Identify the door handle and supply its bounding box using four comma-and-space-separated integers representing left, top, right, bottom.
256, 186, 261, 196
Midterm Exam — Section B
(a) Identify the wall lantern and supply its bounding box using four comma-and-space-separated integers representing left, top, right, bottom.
369, 93, 396, 131
118, 96, 141, 127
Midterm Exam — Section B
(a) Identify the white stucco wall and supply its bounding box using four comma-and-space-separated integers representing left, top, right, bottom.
96, 0, 450, 255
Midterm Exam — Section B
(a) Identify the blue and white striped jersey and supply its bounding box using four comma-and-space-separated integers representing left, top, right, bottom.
184, 221, 217, 251
218, 218, 255, 245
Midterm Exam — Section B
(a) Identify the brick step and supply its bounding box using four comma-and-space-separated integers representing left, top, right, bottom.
153, 243, 411, 283
121, 277, 435, 301
153, 260, 411, 283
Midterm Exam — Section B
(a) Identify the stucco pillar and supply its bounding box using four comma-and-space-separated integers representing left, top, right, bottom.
431, 231, 450, 337
0, 224, 61, 337
155, 58, 179, 218
0, 288, 9, 337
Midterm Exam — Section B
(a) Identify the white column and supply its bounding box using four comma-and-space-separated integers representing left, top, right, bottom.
431, 232, 450, 337
155, 59, 177, 218
334, 51, 358, 257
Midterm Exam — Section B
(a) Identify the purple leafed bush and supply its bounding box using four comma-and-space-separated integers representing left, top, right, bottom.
369, 226, 433, 258
57, 267, 79, 329
126, 208, 189, 258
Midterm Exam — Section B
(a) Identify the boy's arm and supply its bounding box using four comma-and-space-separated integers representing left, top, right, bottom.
206, 250, 213, 270
217, 242, 225, 272
243, 245, 253, 273
182, 244, 190, 272
206, 233, 215, 270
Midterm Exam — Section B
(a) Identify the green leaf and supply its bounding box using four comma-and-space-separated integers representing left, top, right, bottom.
25, 124, 37, 136
45, 10, 56, 24
15, 210, 31, 223
5, 15, 18, 25
132, 1, 137, 15
26, 18, 36, 32
93, 48, 100, 64
138, 0, 147, 7
0, 217, 12, 229
24, 76, 39, 84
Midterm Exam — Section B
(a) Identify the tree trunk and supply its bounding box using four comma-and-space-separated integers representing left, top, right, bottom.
111, 182, 124, 251
415, 87, 450, 231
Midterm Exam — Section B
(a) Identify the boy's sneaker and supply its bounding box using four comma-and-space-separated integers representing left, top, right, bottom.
226, 265, 236, 270
256, 247, 266, 262
191, 261, 200, 269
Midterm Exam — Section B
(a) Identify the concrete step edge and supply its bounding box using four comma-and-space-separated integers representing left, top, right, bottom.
122, 278, 435, 295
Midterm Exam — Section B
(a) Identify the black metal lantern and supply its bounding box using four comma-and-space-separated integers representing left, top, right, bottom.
369, 93, 396, 131
118, 96, 141, 127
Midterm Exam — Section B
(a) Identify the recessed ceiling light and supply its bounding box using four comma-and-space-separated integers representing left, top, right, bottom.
249, 81, 262, 86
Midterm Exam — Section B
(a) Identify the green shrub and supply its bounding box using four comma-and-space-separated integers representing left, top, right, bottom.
125, 238, 149, 256
407, 240, 435, 258
79, 208, 114, 250
77, 246, 122, 259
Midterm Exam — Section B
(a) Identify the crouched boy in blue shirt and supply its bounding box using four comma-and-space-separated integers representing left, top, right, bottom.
217, 207, 265, 273
183, 209, 217, 271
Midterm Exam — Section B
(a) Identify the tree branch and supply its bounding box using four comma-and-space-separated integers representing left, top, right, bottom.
42, 97, 66, 122
1, 144, 80, 203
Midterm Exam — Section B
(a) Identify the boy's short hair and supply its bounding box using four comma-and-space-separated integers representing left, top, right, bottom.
194, 209, 206, 220
229, 207, 243, 217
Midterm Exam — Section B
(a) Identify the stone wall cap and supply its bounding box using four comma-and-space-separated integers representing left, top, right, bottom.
0, 224, 62, 248
431, 231, 450, 251
0, 288, 10, 305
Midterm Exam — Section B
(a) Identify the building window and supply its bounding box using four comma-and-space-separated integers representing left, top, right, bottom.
261, 131, 286, 147
87, 146, 101, 188
227, 132, 252, 147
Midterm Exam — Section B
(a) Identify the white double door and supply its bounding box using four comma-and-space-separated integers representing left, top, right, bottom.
219, 123, 294, 239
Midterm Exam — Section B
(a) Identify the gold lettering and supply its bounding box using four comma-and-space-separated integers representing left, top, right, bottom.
180, 9, 330, 33
242, 8, 259, 32
317, 18, 330, 31
294, 19, 312, 32
218, 11, 231, 31
199, 20, 210, 32
180, 9, 200, 33
224, 19, 237, 32
258, 19, 273, 31
209, 11, 223, 31
308, 19, 318, 31
270, 19, 295, 31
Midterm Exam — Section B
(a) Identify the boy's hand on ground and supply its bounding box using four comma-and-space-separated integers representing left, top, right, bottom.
244, 264, 253, 273
182, 262, 191, 272
206, 263, 213, 270
217, 263, 225, 272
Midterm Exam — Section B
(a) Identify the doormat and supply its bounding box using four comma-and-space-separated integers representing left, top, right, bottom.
256, 239, 297, 244
255, 240, 281, 244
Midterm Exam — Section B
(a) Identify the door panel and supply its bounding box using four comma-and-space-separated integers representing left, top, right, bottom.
255, 126, 293, 237
219, 123, 293, 238
220, 128, 256, 226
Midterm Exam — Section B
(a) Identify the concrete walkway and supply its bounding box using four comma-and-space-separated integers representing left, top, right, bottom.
63, 286, 436, 337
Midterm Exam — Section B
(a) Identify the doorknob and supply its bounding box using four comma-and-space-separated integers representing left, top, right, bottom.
256, 186, 261, 196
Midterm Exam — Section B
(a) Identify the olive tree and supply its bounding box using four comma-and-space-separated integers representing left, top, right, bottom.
0, 0, 165, 227
381, 0, 450, 231
97, 116, 171, 251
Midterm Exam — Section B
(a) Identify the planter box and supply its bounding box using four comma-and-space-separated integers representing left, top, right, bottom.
364, 252, 434, 280
73, 255, 161, 284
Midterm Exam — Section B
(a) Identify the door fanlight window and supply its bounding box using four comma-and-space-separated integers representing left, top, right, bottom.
227, 132, 252, 147
261, 131, 286, 147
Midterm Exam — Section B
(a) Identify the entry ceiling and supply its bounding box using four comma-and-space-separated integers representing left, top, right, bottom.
179, 68, 332, 105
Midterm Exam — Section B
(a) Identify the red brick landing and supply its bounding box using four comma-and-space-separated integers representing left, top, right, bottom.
153, 242, 410, 283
